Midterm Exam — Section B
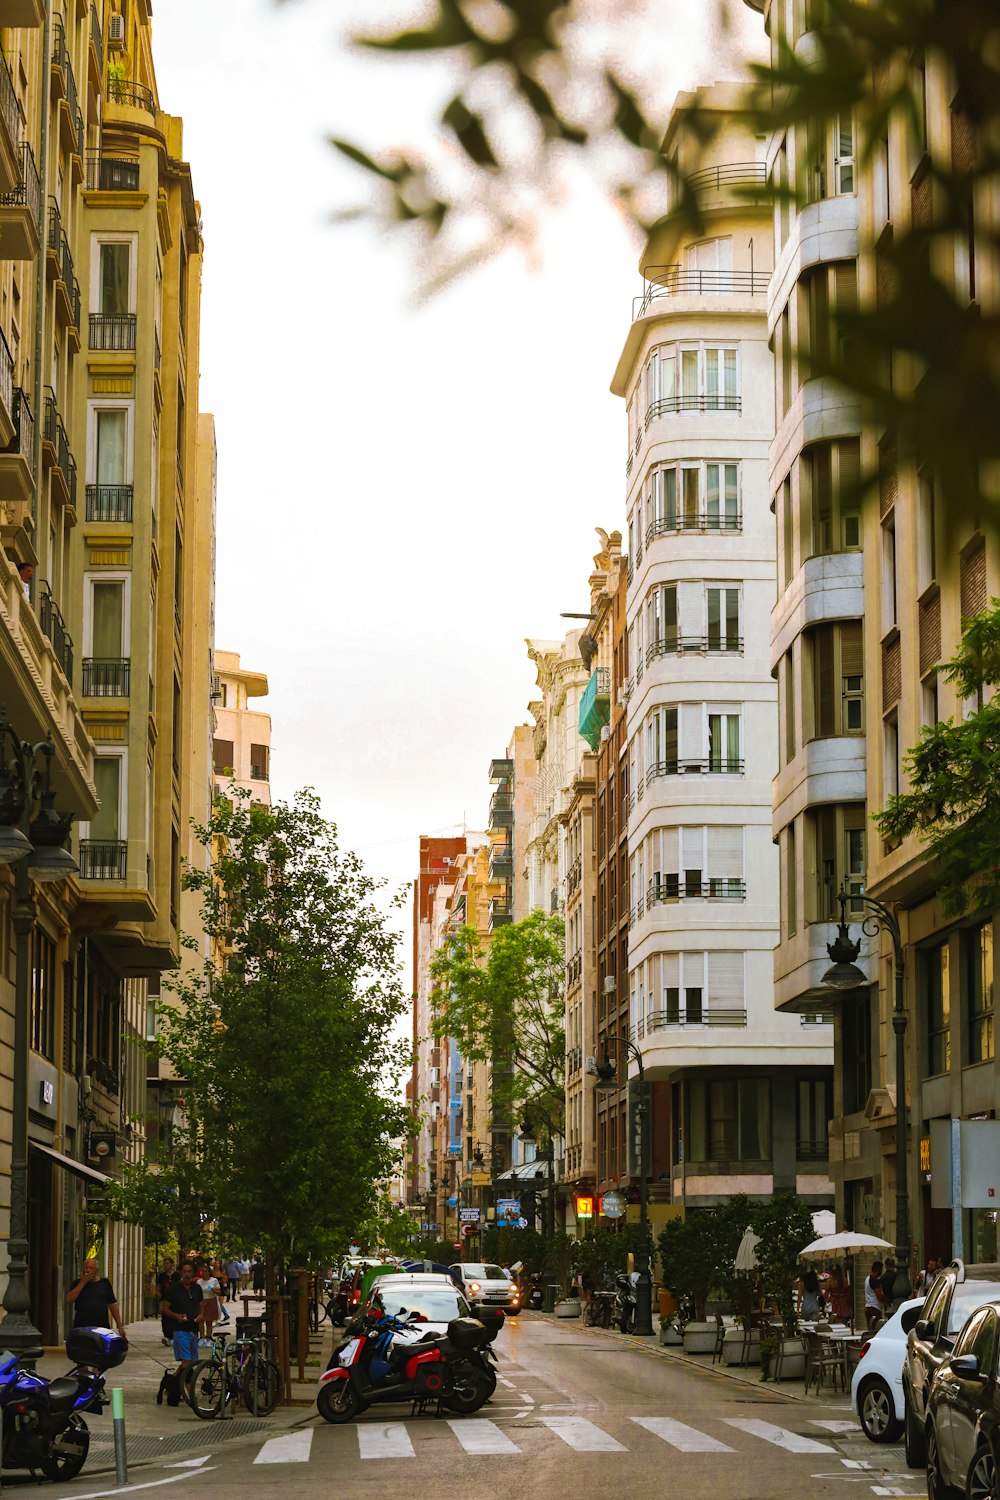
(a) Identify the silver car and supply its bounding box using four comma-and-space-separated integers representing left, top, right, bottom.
450, 1263, 521, 1315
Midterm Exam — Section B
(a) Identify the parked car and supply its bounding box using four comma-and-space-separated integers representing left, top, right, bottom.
449, 1263, 521, 1316
851, 1297, 923, 1442
924, 1296, 1000, 1500
361, 1272, 505, 1342
902, 1258, 1000, 1467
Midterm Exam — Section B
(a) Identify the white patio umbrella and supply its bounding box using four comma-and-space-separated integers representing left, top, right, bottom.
734, 1225, 761, 1272
811, 1209, 836, 1238
799, 1230, 893, 1262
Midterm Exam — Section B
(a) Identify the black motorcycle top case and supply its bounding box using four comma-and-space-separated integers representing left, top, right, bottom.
66, 1327, 128, 1370
446, 1317, 487, 1351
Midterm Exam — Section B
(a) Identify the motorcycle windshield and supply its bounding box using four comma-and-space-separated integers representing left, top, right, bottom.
0, 1352, 18, 1377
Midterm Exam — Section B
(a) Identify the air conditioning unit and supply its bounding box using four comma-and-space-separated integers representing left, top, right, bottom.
108, 13, 125, 48
584, 1056, 598, 1075
600, 725, 611, 743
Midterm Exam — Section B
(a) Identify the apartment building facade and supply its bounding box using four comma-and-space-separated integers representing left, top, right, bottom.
749, 0, 1000, 1264
0, 0, 215, 1339
615, 83, 833, 1215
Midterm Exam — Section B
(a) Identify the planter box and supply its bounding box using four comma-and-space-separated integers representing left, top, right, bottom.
772, 1339, 806, 1380
682, 1321, 716, 1355
721, 1328, 759, 1366
554, 1299, 580, 1318
659, 1324, 683, 1346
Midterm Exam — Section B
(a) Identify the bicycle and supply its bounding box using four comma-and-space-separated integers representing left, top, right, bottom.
187, 1334, 280, 1420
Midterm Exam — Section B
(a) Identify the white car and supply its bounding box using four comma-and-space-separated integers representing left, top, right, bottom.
449, 1263, 521, 1315
851, 1297, 924, 1443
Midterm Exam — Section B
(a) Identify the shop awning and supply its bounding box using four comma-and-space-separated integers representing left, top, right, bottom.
495, 1159, 552, 1185
29, 1140, 109, 1186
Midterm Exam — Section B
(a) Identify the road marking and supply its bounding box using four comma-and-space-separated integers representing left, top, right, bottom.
724, 1418, 832, 1454
540, 1415, 627, 1452
497, 1375, 516, 1388
812, 1420, 860, 1433
447, 1419, 521, 1455
518, 1392, 535, 1404
49, 1473, 216, 1499
630, 1416, 735, 1453
165, 1458, 212, 1469
357, 1423, 416, 1460
254, 1430, 314, 1464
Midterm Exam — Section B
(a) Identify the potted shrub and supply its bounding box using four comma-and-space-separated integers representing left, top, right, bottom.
750, 1193, 814, 1380
758, 1332, 777, 1381
658, 1313, 683, 1346
550, 1231, 580, 1316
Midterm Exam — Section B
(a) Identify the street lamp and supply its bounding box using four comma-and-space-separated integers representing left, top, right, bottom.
822, 886, 910, 1307
0, 707, 78, 1359
595, 1034, 653, 1337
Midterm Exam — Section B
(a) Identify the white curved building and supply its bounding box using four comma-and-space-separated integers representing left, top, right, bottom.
613, 84, 833, 1209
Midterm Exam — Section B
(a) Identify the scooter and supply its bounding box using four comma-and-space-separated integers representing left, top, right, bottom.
0, 1326, 128, 1482
527, 1275, 544, 1310
614, 1272, 637, 1334
317, 1310, 496, 1424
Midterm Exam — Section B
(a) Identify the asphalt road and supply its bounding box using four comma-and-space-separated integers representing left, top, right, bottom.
29, 1315, 926, 1500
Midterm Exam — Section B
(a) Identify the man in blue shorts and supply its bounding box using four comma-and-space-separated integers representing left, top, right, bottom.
160, 1260, 203, 1405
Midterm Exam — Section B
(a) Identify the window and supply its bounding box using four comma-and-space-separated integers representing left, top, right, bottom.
921, 941, 950, 1076
706, 587, 740, 650
645, 342, 740, 418
647, 462, 741, 535
917, 472, 937, 592
811, 621, 863, 737
250, 743, 269, 781
884, 715, 899, 803
646, 584, 677, 655
170, 824, 180, 929
95, 408, 127, 485
797, 1079, 831, 1159
836, 112, 855, 193
784, 647, 796, 764
785, 818, 798, 936
963, 923, 994, 1065
780, 303, 792, 414
845, 825, 865, 912
687, 1078, 770, 1163
91, 757, 121, 841
842, 992, 872, 1114
708, 710, 741, 772
30, 927, 57, 1060
99, 242, 131, 316
809, 438, 861, 556
881, 517, 897, 632
812, 804, 866, 920
781, 473, 793, 587
213, 738, 234, 777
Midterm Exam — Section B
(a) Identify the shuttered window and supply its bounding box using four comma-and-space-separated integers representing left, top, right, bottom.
708, 952, 745, 1018
879, 436, 897, 517
960, 537, 987, 619
919, 590, 941, 676
708, 826, 743, 879
882, 634, 902, 711
876, 228, 896, 307
911, 160, 932, 230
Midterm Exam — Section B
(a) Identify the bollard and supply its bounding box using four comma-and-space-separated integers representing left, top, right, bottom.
111, 1386, 127, 1484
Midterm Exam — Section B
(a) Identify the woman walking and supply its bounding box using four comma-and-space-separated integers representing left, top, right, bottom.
196, 1263, 223, 1342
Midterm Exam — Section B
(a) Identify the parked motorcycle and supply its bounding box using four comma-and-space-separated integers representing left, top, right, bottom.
0, 1326, 127, 1481
317, 1310, 496, 1424
614, 1272, 637, 1334
527, 1275, 544, 1310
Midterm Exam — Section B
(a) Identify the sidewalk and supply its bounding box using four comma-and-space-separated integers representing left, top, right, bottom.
531, 1310, 854, 1411
33, 1311, 331, 1476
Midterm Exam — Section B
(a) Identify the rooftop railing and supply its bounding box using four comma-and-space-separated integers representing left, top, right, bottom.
634, 264, 771, 319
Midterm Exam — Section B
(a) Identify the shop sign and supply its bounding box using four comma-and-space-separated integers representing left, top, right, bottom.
496, 1198, 521, 1225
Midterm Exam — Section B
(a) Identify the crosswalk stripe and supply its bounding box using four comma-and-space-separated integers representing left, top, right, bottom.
811, 1420, 859, 1433
724, 1419, 832, 1454
447, 1418, 521, 1455
540, 1415, 627, 1452
357, 1423, 416, 1460
630, 1416, 734, 1453
254, 1430, 314, 1465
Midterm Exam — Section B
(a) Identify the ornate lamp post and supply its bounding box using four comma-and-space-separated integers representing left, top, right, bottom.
595, 1034, 654, 1337
822, 886, 911, 1307
0, 707, 78, 1359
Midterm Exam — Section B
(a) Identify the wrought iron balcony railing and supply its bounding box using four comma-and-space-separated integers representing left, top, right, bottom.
647, 876, 746, 902
0, 139, 41, 232
686, 161, 768, 193
644, 1007, 748, 1032
107, 78, 155, 114
644, 394, 742, 420
646, 635, 744, 663
2, 387, 33, 470
634, 263, 771, 319
646, 513, 742, 541
89, 313, 136, 350
38, 581, 73, 684
79, 840, 127, 881
646, 757, 744, 781
0, 46, 20, 157
85, 483, 133, 523
82, 657, 130, 696
0, 324, 12, 426
85, 154, 139, 191
90, 3, 103, 76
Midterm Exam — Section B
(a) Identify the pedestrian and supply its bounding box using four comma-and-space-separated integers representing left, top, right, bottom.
159, 1260, 203, 1406
66, 1258, 127, 1340
224, 1255, 240, 1302
865, 1260, 886, 1331
828, 1262, 852, 1323
252, 1257, 266, 1298
238, 1257, 250, 1293
212, 1259, 231, 1323
156, 1257, 176, 1346
196, 1263, 222, 1342
879, 1258, 898, 1306
914, 1256, 939, 1295
798, 1267, 824, 1319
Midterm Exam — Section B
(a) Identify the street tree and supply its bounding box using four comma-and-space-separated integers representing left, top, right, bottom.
114, 789, 410, 1271
874, 599, 1000, 919
327, 0, 1000, 530
429, 910, 566, 1140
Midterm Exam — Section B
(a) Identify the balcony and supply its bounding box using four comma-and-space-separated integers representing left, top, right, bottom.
0, 324, 13, 447
82, 657, 130, 697
566, 853, 582, 893
106, 78, 155, 115
796, 1137, 829, 1163
0, 0, 43, 22
85, 483, 133, 523
489, 756, 513, 783
89, 313, 136, 351
42, 388, 77, 509
647, 876, 746, 904
686, 161, 768, 195
80, 841, 126, 880
0, 388, 34, 502
488, 898, 512, 932
89, 3, 103, 89
85, 153, 140, 192
640, 1007, 748, 1035
579, 666, 610, 751
488, 842, 512, 882
46, 200, 81, 339
0, 140, 41, 258
50, 19, 84, 172
0, 46, 22, 197
644, 393, 742, 420
646, 635, 744, 664
646, 757, 744, 782
633, 264, 770, 320
38, 582, 73, 685
488, 788, 513, 830
646, 513, 742, 542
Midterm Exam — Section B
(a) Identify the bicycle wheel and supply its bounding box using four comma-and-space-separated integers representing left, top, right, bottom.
242, 1357, 281, 1416
188, 1360, 235, 1420
599, 1298, 612, 1329
315, 1300, 330, 1327
584, 1298, 598, 1327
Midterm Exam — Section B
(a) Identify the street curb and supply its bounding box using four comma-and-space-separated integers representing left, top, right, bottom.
526, 1311, 853, 1408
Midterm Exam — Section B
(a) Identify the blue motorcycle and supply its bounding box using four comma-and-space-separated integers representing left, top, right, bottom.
0, 1326, 127, 1482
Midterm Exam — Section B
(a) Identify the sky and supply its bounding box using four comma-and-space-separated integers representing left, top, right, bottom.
150, 0, 766, 988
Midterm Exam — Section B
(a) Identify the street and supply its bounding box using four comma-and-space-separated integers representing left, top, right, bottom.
29, 1316, 925, 1500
